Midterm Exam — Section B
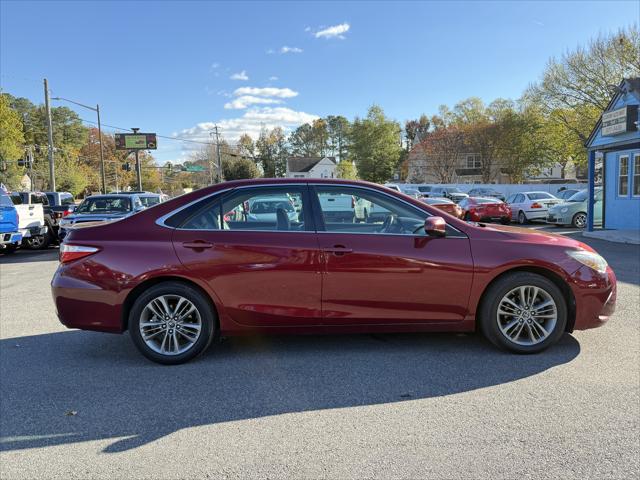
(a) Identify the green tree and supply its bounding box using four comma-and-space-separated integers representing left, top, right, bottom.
0, 94, 25, 188
256, 127, 288, 177
326, 115, 350, 161
222, 157, 260, 180
525, 24, 640, 166
336, 160, 358, 179
350, 105, 402, 183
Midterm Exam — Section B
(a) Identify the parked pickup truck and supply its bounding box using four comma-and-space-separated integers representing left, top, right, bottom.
9, 192, 50, 249
0, 189, 22, 254
44, 191, 76, 234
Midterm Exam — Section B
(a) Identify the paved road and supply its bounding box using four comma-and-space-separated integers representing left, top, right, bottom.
1, 228, 638, 479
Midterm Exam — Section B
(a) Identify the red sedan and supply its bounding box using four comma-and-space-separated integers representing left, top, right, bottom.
420, 197, 464, 218
53, 179, 616, 364
459, 197, 512, 224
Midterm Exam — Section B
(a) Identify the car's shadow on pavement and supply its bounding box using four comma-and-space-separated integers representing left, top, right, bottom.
0, 248, 59, 264
0, 330, 580, 454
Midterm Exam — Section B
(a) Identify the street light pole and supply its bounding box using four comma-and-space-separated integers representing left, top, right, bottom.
96, 104, 106, 193
132, 128, 142, 191
43, 79, 56, 192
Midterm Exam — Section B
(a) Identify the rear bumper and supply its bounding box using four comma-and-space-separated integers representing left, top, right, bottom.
51, 266, 124, 333
571, 266, 617, 330
19, 226, 47, 238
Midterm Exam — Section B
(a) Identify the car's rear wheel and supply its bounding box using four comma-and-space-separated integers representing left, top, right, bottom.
518, 211, 527, 225
572, 212, 587, 229
129, 282, 216, 365
479, 272, 567, 354
23, 232, 50, 250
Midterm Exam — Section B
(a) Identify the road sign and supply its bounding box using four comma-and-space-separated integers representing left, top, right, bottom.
183, 165, 206, 172
115, 133, 157, 150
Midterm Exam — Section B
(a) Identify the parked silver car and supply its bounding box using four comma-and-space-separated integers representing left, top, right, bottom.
506, 191, 562, 224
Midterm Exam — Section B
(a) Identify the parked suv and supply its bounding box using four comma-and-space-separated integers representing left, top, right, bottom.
10, 191, 52, 249
0, 188, 22, 253
45, 191, 76, 235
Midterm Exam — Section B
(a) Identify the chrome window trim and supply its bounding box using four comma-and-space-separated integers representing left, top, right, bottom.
155, 184, 307, 230
310, 183, 467, 237
155, 182, 466, 237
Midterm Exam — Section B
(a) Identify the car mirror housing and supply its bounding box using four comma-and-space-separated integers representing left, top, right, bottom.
424, 216, 446, 237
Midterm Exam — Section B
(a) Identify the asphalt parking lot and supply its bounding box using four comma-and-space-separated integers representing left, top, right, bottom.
0, 226, 638, 479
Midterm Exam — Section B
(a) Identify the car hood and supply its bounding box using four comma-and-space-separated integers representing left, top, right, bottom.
470, 223, 595, 251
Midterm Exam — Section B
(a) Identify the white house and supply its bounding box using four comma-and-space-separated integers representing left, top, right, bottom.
286, 156, 337, 179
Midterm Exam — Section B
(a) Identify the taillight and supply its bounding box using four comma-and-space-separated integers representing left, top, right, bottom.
531, 202, 542, 209
63, 208, 73, 217
59, 244, 100, 264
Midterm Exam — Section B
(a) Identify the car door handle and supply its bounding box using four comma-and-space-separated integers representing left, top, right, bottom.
323, 246, 352, 255
182, 241, 214, 250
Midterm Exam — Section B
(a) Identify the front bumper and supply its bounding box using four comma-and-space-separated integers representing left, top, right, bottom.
0, 232, 23, 245
571, 265, 617, 330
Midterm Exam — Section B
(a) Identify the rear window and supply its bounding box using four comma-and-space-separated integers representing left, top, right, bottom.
473, 197, 501, 204
76, 197, 131, 214
527, 192, 555, 200
417, 186, 432, 192
61, 194, 75, 205
140, 196, 161, 207
1, 193, 14, 207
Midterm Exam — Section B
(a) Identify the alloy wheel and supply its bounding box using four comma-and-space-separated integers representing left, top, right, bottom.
496, 285, 557, 346
573, 213, 587, 228
139, 294, 202, 356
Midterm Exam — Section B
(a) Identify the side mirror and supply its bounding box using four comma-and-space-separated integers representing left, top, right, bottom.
424, 216, 446, 238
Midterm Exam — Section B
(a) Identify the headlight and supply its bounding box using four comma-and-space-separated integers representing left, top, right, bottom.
561, 207, 568, 213
567, 249, 608, 274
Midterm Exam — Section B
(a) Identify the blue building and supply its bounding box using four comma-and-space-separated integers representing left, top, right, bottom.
585, 78, 640, 232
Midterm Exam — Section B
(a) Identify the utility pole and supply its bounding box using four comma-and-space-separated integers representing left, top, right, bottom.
132, 128, 142, 191
43, 79, 55, 192
211, 125, 223, 183
96, 104, 106, 193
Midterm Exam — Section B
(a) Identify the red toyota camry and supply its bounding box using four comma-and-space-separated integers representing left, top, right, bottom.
52, 179, 616, 364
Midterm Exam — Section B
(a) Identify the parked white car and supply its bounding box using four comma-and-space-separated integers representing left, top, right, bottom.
247, 196, 298, 223
506, 191, 563, 224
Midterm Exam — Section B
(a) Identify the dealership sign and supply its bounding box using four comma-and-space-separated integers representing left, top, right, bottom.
115, 133, 157, 150
601, 105, 638, 136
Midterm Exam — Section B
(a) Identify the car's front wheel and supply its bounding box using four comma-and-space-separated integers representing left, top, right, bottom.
129, 282, 216, 364
479, 272, 567, 354
572, 212, 587, 229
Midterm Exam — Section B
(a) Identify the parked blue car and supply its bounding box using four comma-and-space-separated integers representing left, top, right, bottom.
0, 188, 22, 254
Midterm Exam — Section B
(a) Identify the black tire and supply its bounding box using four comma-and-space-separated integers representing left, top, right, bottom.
479, 272, 567, 354
2, 243, 18, 254
572, 212, 587, 229
22, 231, 50, 250
129, 281, 217, 365
518, 211, 527, 225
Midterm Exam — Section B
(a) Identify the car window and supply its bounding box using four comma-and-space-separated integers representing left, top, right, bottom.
506, 194, 515, 203
9, 193, 23, 205
61, 194, 75, 205
140, 196, 161, 207
514, 194, 525, 203
46, 193, 55, 205
315, 186, 426, 235
527, 192, 555, 200
181, 187, 306, 232
417, 186, 431, 193
0, 193, 13, 207
76, 197, 131, 213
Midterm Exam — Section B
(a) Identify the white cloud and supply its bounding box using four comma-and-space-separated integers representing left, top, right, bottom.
314, 22, 350, 39
233, 86, 298, 98
230, 70, 249, 81
224, 95, 283, 109
174, 107, 319, 146
266, 48, 275, 54
280, 46, 303, 54
269, 76, 279, 81
210, 62, 220, 69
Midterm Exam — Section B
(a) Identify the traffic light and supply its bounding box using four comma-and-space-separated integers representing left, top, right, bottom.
122, 162, 132, 172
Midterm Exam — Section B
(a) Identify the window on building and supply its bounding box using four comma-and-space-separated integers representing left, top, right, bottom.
633, 154, 640, 197
619, 156, 629, 196
466, 154, 481, 169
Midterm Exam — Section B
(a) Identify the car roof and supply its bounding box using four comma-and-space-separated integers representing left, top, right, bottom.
85, 194, 136, 199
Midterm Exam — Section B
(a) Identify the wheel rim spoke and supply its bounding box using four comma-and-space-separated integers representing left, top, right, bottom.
139, 294, 202, 356
496, 285, 557, 346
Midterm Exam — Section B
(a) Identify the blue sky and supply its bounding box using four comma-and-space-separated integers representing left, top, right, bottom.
1, 1, 637, 164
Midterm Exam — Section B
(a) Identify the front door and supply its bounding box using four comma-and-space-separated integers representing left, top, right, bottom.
311, 185, 474, 325
172, 185, 323, 327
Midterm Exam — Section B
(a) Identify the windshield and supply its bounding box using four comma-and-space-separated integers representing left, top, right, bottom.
250, 200, 294, 214
446, 188, 463, 194
76, 197, 131, 214
567, 190, 588, 202
527, 192, 555, 200
140, 196, 161, 207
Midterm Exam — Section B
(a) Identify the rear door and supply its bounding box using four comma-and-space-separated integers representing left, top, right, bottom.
311, 185, 473, 325
171, 184, 323, 327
